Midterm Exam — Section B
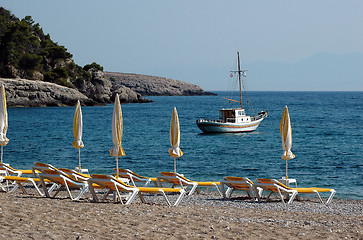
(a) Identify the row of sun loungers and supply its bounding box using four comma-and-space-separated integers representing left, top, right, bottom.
1, 162, 186, 206
0, 163, 336, 206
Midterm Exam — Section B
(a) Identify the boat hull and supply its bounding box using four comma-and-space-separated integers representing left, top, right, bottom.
196, 118, 264, 133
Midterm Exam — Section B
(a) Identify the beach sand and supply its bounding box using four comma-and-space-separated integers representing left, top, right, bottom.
0, 190, 362, 239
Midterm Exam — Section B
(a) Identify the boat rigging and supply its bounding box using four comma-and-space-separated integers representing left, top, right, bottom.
196, 52, 268, 133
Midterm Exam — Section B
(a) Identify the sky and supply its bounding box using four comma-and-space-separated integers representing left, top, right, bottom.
1, 0, 362, 91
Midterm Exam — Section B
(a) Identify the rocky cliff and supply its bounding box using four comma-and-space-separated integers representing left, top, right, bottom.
1, 70, 215, 107
105, 72, 215, 96
0, 78, 91, 107
72, 70, 150, 105
0, 73, 150, 107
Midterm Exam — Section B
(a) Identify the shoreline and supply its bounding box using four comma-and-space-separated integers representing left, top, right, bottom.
0, 190, 362, 239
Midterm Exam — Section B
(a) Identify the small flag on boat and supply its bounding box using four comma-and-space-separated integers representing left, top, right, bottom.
230, 73, 233, 77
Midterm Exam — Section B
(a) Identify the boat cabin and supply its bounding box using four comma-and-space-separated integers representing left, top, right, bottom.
219, 108, 251, 123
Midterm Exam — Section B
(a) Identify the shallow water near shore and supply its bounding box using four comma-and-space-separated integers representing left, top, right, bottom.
5, 91, 363, 200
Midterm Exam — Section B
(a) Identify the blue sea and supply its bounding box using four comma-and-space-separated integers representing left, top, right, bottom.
5, 91, 363, 200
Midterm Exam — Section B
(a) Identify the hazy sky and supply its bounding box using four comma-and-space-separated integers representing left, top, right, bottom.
1, 0, 362, 91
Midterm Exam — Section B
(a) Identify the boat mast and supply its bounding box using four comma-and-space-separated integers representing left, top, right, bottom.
226, 51, 246, 108
237, 52, 243, 109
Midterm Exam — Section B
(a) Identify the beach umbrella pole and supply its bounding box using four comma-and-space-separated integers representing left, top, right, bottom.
116, 156, 119, 178
1, 145, 3, 164
174, 157, 176, 173
78, 148, 81, 170
286, 159, 288, 180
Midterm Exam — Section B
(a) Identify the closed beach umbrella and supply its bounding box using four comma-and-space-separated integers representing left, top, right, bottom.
0, 84, 9, 164
280, 105, 295, 179
168, 107, 183, 172
72, 100, 84, 170
109, 94, 125, 178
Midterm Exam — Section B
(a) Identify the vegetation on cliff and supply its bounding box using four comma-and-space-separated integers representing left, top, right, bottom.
0, 7, 102, 90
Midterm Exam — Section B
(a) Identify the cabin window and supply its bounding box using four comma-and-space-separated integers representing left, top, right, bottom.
237, 110, 245, 116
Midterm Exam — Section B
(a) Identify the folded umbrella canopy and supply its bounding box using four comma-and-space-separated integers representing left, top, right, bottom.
72, 100, 84, 170
168, 107, 183, 172
0, 84, 9, 164
109, 94, 125, 178
280, 105, 295, 179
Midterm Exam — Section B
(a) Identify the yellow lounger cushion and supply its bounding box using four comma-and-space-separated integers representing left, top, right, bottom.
221, 176, 255, 195
224, 176, 251, 182
2, 175, 52, 183
290, 187, 333, 193
0, 164, 39, 174
195, 181, 220, 186
137, 187, 183, 193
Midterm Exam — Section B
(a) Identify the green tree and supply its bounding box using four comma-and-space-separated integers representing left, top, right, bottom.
0, 7, 19, 43
0, 19, 40, 69
83, 62, 104, 71
44, 67, 73, 88
19, 53, 42, 71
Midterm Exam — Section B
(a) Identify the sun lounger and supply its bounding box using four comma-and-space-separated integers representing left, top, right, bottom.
87, 174, 136, 204
220, 176, 261, 200
255, 178, 336, 204
0, 163, 36, 177
252, 178, 298, 204
0, 175, 44, 196
0, 163, 44, 193
38, 168, 88, 201
0, 163, 24, 191
157, 172, 222, 196
114, 168, 159, 187
88, 174, 186, 206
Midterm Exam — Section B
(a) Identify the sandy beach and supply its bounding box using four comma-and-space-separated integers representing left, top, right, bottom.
0, 189, 362, 240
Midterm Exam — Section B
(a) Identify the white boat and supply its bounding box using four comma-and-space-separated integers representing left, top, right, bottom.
196, 52, 268, 133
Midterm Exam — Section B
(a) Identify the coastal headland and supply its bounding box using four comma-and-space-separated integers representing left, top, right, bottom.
0, 71, 214, 107
104, 72, 215, 97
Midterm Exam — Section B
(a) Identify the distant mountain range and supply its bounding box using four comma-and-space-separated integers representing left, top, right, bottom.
246, 52, 363, 91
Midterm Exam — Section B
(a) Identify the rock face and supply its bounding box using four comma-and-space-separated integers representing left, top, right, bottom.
1, 77, 151, 107
1, 71, 215, 107
0, 78, 92, 107
74, 70, 113, 103
73, 70, 150, 104
105, 72, 216, 96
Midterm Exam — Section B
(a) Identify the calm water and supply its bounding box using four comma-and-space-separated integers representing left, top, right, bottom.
5, 92, 363, 199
